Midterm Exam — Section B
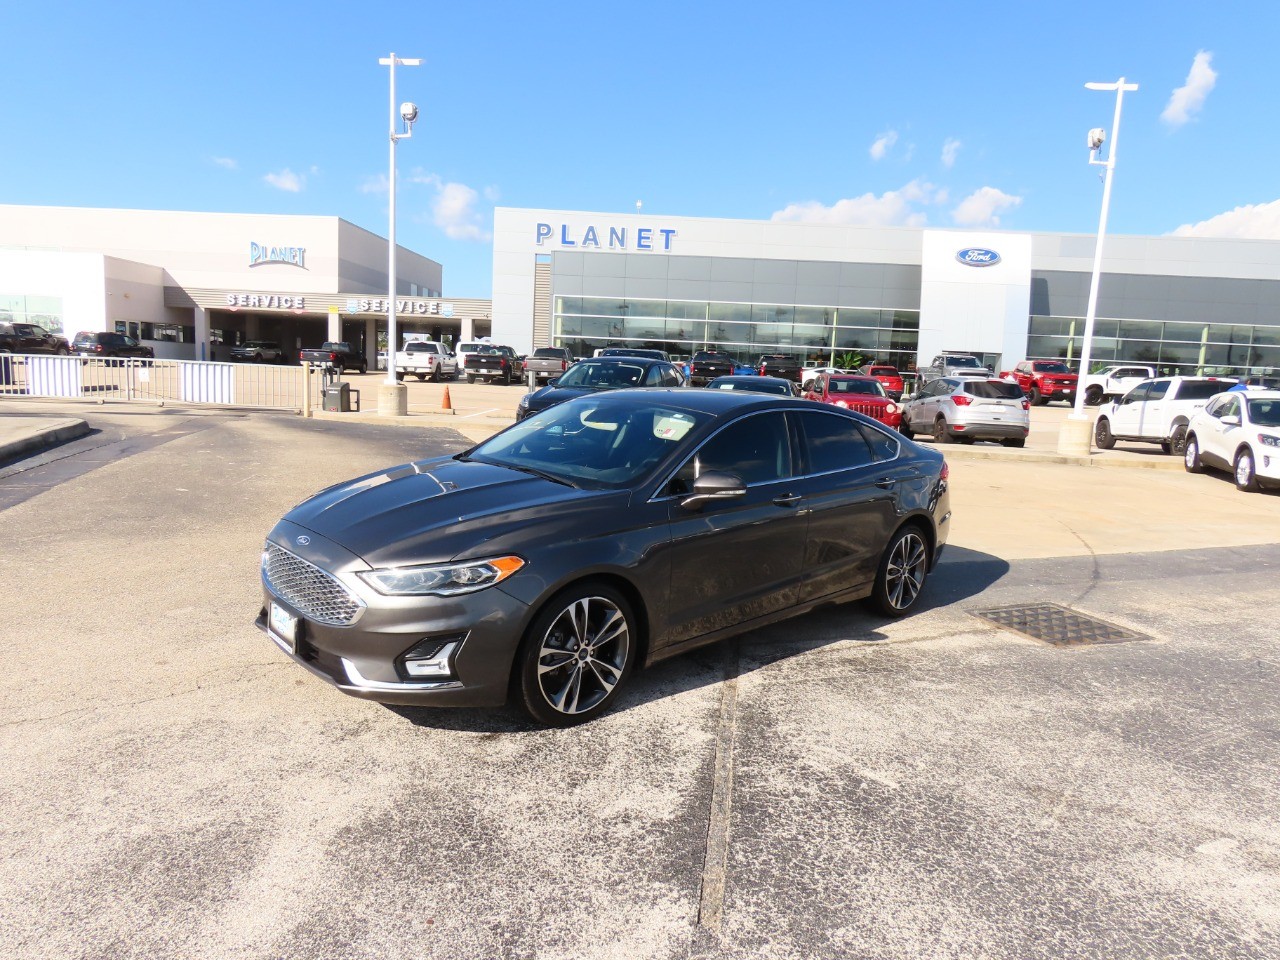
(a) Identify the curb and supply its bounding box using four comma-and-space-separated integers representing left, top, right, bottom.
933, 444, 1185, 471
0, 418, 91, 460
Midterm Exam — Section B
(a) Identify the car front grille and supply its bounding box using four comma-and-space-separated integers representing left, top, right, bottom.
263, 543, 365, 626
847, 402, 891, 420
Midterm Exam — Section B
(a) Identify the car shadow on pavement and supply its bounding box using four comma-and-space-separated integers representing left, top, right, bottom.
386, 546, 1011, 733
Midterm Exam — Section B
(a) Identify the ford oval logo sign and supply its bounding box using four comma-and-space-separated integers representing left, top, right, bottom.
296, 536, 310, 546
956, 247, 1000, 267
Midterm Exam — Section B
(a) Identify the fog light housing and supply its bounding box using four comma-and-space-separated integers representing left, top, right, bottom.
400, 637, 463, 679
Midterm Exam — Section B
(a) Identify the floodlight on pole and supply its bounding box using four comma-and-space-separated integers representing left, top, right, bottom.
1057, 77, 1139, 456
377, 53, 421, 409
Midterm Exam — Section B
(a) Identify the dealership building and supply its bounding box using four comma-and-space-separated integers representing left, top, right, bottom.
0, 205, 492, 366
492, 207, 1280, 377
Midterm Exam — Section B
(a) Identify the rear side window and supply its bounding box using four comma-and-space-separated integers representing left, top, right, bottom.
858, 424, 900, 462
1178, 380, 1233, 401
964, 381, 1024, 399
795, 411, 875, 474
1146, 380, 1170, 401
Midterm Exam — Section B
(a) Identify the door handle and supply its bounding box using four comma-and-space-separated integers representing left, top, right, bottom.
773, 493, 802, 507
875, 477, 897, 489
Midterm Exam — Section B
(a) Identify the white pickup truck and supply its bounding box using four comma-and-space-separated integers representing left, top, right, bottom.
1080, 365, 1157, 406
394, 341, 457, 382
1094, 376, 1235, 454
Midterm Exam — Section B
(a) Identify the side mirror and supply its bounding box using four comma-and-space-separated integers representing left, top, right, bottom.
680, 471, 746, 511
547, 378, 560, 387
1221, 414, 1241, 426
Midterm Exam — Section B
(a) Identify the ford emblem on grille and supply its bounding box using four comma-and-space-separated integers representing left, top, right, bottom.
956, 247, 1001, 267
296, 536, 311, 546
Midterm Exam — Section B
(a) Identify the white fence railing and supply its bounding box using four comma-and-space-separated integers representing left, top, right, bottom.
0, 354, 327, 411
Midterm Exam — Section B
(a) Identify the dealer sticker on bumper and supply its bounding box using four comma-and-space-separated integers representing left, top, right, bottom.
269, 602, 298, 654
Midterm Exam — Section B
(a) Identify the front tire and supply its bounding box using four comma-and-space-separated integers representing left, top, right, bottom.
869, 525, 930, 617
516, 584, 637, 727
1095, 417, 1115, 450
899, 421, 914, 440
1235, 448, 1261, 492
1029, 387, 1044, 406
1184, 434, 1203, 473
253, 353, 263, 364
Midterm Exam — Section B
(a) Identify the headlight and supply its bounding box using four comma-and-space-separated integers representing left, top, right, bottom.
358, 556, 525, 596
835, 400, 849, 408
518, 394, 530, 408
886, 403, 898, 414
1259, 433, 1280, 448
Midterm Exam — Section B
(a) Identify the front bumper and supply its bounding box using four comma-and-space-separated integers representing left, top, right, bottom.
256, 521, 532, 707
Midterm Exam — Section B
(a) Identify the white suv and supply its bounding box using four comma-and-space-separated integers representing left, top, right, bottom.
1184, 390, 1280, 492
1093, 376, 1233, 455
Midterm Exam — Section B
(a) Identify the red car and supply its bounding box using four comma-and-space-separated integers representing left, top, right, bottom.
804, 374, 902, 430
859, 364, 905, 400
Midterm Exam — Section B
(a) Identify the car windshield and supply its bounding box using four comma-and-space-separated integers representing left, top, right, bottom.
557, 361, 647, 388
829, 379, 885, 396
965, 381, 1025, 399
946, 356, 983, 367
868, 367, 899, 376
1247, 398, 1280, 427
465, 397, 708, 488
1034, 362, 1071, 373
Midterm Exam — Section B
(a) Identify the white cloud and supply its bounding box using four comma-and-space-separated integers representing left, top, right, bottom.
1162, 51, 1217, 128
952, 186, 1022, 227
941, 138, 962, 169
264, 168, 304, 192
359, 173, 389, 194
1170, 199, 1280, 239
869, 131, 898, 161
212, 156, 237, 171
771, 179, 945, 228
404, 170, 492, 241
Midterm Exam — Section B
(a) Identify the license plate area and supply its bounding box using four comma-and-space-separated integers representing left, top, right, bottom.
269, 602, 299, 654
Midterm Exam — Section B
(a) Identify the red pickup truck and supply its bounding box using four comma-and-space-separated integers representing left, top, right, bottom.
1002, 360, 1078, 406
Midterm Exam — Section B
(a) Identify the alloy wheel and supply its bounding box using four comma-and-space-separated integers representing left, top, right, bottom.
535, 596, 630, 716
884, 531, 928, 612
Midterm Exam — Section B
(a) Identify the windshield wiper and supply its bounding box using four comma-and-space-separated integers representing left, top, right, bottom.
500, 463, 579, 488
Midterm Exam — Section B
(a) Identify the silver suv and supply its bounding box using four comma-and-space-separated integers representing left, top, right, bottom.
901, 377, 1030, 447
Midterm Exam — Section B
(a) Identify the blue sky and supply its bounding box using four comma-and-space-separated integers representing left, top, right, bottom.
3, 1, 1278, 297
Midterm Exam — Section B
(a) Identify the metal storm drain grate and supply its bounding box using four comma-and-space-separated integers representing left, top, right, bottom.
972, 603, 1150, 647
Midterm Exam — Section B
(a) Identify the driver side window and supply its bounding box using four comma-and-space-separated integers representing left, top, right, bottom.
668, 413, 791, 494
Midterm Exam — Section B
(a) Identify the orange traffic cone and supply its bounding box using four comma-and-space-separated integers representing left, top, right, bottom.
441, 385, 453, 411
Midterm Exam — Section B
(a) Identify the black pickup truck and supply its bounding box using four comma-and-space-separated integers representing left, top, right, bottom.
467, 345, 521, 385
0, 322, 70, 355
757, 354, 802, 382
687, 351, 736, 386
298, 342, 367, 374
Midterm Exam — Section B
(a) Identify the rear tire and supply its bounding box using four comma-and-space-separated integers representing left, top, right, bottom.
431, 366, 441, 383
395, 371, 405, 382
1184, 434, 1203, 473
932, 417, 953, 444
869, 525, 930, 617
1095, 417, 1115, 450
1169, 424, 1188, 456
466, 373, 476, 384
1001, 438, 1026, 448
1085, 386, 1103, 406
416, 373, 427, 382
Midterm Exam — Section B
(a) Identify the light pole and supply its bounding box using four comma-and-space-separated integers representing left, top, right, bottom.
377, 52, 421, 416
1058, 77, 1139, 456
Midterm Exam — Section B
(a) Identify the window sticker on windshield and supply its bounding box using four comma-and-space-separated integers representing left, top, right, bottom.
653, 415, 695, 441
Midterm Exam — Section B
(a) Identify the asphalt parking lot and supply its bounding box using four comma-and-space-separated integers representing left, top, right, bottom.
2, 398, 1279, 960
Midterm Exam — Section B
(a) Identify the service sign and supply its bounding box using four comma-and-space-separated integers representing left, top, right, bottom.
226, 293, 306, 310
956, 247, 1001, 267
346, 298, 455, 317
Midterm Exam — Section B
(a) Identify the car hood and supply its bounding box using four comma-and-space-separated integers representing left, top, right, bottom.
526, 385, 605, 410
283, 456, 626, 567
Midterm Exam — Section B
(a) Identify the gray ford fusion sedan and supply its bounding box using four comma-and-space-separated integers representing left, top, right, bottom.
257, 389, 951, 726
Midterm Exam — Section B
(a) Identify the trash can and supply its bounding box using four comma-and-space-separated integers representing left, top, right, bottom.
0, 354, 12, 387
323, 382, 351, 412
